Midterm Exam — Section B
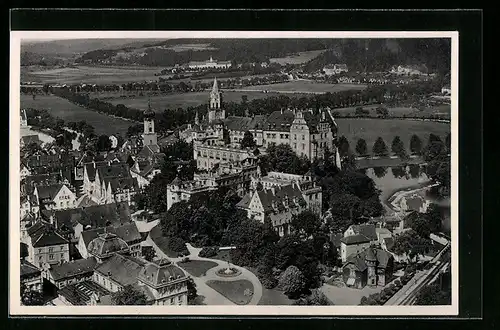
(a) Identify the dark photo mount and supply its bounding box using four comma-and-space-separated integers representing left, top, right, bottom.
7, 8, 483, 330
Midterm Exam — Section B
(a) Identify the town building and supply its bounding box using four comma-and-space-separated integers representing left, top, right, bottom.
45, 257, 98, 289
340, 223, 379, 262
342, 246, 394, 289
390, 64, 429, 76
188, 56, 232, 70
21, 259, 42, 292
20, 162, 31, 179
323, 64, 348, 75
20, 109, 28, 127
34, 184, 77, 211
24, 221, 70, 269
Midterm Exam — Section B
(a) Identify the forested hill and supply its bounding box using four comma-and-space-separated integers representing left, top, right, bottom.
73, 38, 451, 75
303, 39, 451, 75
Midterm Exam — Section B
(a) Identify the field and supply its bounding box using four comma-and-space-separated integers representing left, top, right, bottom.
20, 94, 133, 136
269, 50, 326, 65
239, 81, 367, 94
166, 43, 218, 52
335, 118, 450, 155
333, 104, 451, 119
21, 65, 165, 84
177, 260, 218, 277
105, 90, 308, 110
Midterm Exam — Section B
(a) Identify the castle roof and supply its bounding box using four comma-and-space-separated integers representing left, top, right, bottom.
27, 221, 69, 248
137, 259, 186, 288
81, 222, 142, 249
94, 253, 144, 287
144, 99, 155, 119
21, 259, 41, 278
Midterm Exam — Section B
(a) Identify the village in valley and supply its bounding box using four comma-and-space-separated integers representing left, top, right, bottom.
18, 38, 451, 307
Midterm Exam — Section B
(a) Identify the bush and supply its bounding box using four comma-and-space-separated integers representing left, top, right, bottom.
395, 279, 402, 287
199, 246, 219, 258
168, 236, 189, 255
277, 265, 306, 299
257, 265, 278, 289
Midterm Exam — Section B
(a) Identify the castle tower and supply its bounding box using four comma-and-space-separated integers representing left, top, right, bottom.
143, 98, 158, 146
365, 247, 378, 287
208, 77, 224, 122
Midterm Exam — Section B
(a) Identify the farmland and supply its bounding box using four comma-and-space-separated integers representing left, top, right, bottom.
105, 90, 310, 110
332, 104, 451, 119
238, 81, 367, 94
20, 94, 133, 136
335, 118, 450, 155
269, 50, 326, 65
21, 65, 165, 84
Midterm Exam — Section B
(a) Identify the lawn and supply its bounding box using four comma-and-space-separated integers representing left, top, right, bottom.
269, 50, 326, 65
335, 118, 450, 155
149, 225, 190, 258
240, 81, 367, 93
245, 267, 294, 305
177, 260, 218, 277
22, 65, 165, 84
332, 104, 451, 119
319, 282, 384, 306
20, 94, 133, 136
205, 280, 254, 305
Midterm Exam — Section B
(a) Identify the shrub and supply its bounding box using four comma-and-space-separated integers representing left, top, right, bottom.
277, 265, 306, 299
395, 279, 402, 287
168, 237, 189, 255
257, 265, 278, 289
199, 246, 219, 258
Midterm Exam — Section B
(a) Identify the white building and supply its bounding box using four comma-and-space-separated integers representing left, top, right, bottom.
188, 56, 232, 70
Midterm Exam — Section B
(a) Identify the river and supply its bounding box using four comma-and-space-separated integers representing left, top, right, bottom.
363, 164, 451, 234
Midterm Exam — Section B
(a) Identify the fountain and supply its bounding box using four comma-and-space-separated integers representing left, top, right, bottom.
216, 260, 241, 278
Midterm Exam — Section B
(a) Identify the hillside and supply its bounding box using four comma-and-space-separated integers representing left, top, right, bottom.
303, 38, 451, 74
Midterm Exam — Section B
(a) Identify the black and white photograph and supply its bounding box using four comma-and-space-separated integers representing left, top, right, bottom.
10, 30, 458, 315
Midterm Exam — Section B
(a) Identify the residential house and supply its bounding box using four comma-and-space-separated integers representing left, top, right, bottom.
20, 194, 39, 219
34, 184, 77, 211
25, 221, 70, 269
45, 257, 98, 289
20, 162, 32, 179
342, 246, 394, 289
323, 64, 348, 75
340, 223, 379, 262
21, 259, 42, 292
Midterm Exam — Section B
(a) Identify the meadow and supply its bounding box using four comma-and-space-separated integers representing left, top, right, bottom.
335, 118, 450, 155
20, 94, 133, 136
105, 90, 310, 110
333, 104, 451, 119
269, 50, 326, 65
239, 81, 367, 93
22, 65, 165, 84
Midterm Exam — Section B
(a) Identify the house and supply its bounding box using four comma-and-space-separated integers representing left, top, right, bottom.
441, 86, 451, 95
45, 257, 98, 289
188, 56, 232, 70
20, 162, 32, 179
342, 246, 394, 289
56, 280, 111, 306
21, 259, 42, 292
34, 184, 77, 210
323, 64, 348, 75
20, 194, 39, 219
237, 183, 309, 237
21, 135, 41, 148
77, 222, 142, 259
340, 223, 379, 262
109, 135, 119, 149
25, 221, 70, 269
391, 64, 429, 76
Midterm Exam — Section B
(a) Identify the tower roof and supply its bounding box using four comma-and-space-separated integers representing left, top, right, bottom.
87, 232, 129, 259
144, 98, 155, 119
211, 77, 219, 94
365, 247, 377, 262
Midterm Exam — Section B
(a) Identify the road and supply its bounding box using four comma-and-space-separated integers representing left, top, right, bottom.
385, 243, 450, 305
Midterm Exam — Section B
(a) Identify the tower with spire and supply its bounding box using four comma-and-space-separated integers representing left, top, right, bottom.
143, 97, 158, 147
208, 77, 225, 123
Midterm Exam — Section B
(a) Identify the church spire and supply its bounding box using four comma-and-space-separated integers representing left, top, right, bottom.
211, 77, 219, 94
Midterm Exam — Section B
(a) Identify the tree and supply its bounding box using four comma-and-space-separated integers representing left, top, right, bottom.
291, 210, 321, 238
415, 283, 451, 305
355, 138, 368, 156
293, 289, 332, 305
372, 137, 388, 157
391, 136, 407, 159
110, 285, 147, 305
262, 143, 310, 175
337, 136, 350, 158
376, 106, 389, 118
187, 277, 198, 304
277, 265, 306, 299
96, 134, 112, 152
392, 229, 432, 262
240, 131, 256, 149
142, 246, 156, 262
21, 283, 44, 306
423, 138, 447, 162
410, 134, 423, 155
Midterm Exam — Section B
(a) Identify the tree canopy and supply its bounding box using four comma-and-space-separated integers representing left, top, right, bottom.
110, 285, 148, 305
355, 138, 368, 156
240, 131, 257, 149
260, 143, 310, 175
410, 134, 423, 155
372, 137, 389, 157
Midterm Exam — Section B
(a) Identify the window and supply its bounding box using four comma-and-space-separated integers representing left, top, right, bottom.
171, 298, 175, 305
61, 246, 64, 251
49, 247, 54, 253
149, 126, 153, 133
302, 135, 305, 140
280, 134, 284, 139
49, 254, 54, 260
293, 143, 297, 148
294, 134, 297, 140
61, 254, 64, 260
38, 248, 42, 254
302, 143, 305, 150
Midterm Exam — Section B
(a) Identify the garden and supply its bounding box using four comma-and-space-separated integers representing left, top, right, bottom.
177, 260, 219, 277
206, 280, 254, 305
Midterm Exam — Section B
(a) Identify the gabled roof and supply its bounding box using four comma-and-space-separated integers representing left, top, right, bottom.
94, 253, 143, 287
81, 222, 142, 249
344, 247, 393, 271
88, 233, 129, 258
49, 257, 97, 281
256, 184, 306, 213
21, 259, 40, 278
329, 233, 343, 248
27, 221, 68, 247
236, 193, 252, 209
97, 163, 131, 180
36, 184, 64, 201
349, 224, 378, 241
340, 234, 371, 245
21, 135, 41, 145
264, 110, 295, 132
383, 237, 395, 251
